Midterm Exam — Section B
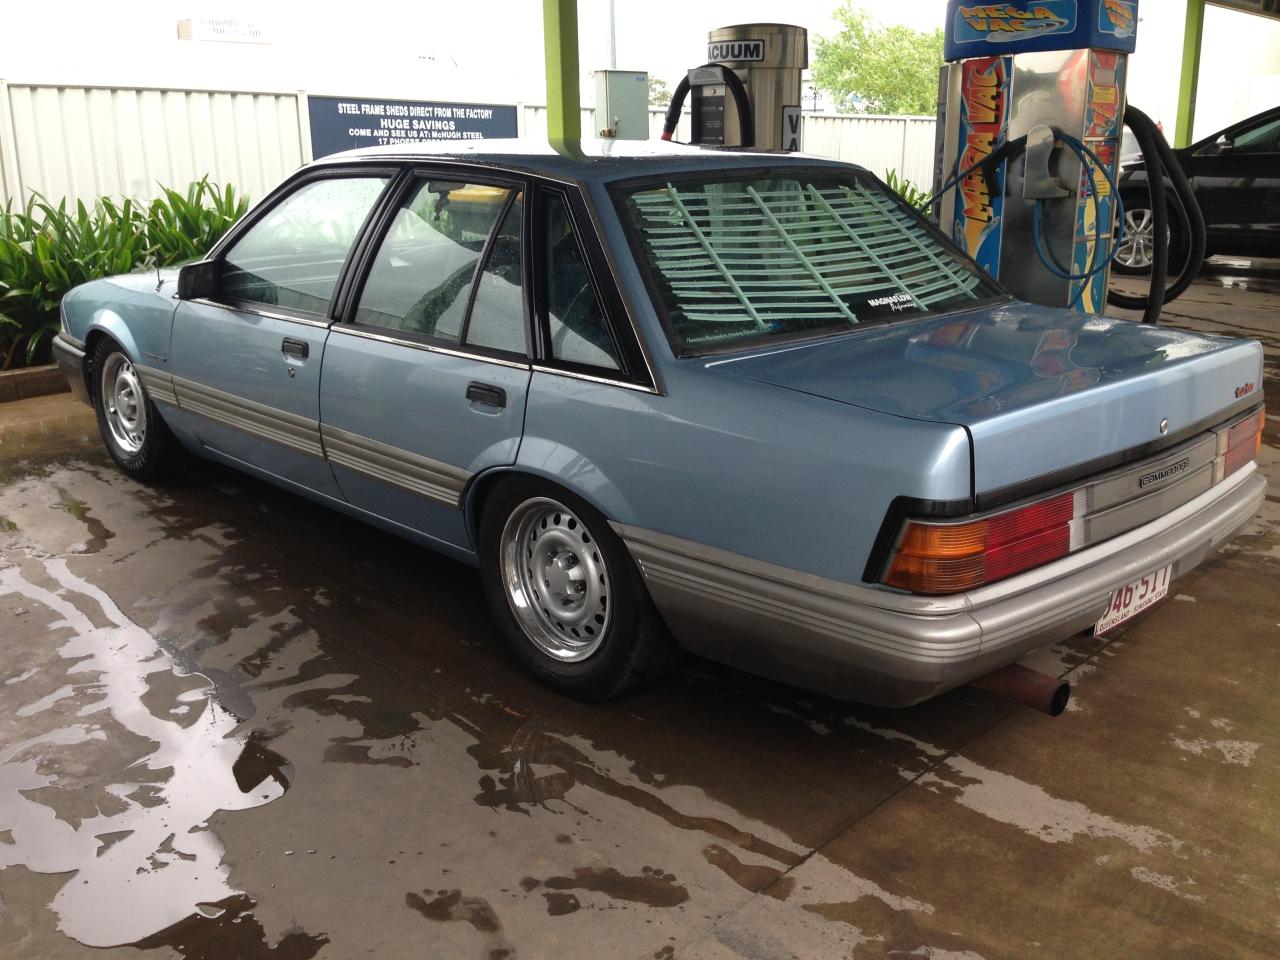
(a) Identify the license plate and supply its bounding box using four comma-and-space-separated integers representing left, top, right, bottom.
1095, 564, 1172, 634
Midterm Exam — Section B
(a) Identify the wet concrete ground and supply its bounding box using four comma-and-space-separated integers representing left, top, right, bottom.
1, 264, 1277, 960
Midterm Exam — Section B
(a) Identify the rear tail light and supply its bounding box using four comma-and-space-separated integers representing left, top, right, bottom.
884, 406, 1264, 596
885, 492, 1078, 594
1215, 407, 1265, 482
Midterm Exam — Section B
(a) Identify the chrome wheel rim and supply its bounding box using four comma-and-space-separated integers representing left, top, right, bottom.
1115, 207, 1159, 269
499, 497, 611, 662
101, 353, 147, 455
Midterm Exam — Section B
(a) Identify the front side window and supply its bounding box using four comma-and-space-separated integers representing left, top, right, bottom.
1232, 115, 1280, 154
354, 180, 513, 342
618, 171, 1001, 355
220, 176, 388, 315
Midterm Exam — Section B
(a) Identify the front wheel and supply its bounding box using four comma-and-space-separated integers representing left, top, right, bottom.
92, 339, 180, 481
479, 478, 678, 700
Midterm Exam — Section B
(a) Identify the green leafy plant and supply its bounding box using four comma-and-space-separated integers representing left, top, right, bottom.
143, 179, 248, 265
883, 169, 932, 214
0, 178, 247, 369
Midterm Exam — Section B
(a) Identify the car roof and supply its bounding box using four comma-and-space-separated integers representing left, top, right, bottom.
312, 138, 860, 184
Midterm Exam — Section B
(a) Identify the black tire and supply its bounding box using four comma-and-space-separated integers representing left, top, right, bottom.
90, 338, 180, 481
478, 476, 679, 700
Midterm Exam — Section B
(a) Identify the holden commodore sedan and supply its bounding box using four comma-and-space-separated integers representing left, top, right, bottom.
51, 140, 1266, 707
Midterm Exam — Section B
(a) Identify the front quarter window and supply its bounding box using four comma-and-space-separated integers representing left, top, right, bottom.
619, 172, 1000, 355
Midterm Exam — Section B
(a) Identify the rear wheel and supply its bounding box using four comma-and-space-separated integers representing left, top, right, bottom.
479, 478, 678, 700
91, 339, 179, 481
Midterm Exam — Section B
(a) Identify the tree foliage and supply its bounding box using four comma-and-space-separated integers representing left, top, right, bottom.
647, 76, 672, 107
812, 3, 944, 115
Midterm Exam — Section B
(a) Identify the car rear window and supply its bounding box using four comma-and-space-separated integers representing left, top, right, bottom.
617, 171, 1001, 355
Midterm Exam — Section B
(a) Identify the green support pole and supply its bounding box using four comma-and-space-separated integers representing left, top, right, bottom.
1174, 0, 1205, 148
544, 0, 581, 141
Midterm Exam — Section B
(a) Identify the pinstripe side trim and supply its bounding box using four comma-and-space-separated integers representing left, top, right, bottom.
145, 368, 471, 508
320, 423, 471, 507
168, 373, 324, 458
135, 365, 179, 407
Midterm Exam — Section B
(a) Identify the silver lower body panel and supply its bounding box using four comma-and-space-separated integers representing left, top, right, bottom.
616, 466, 1265, 707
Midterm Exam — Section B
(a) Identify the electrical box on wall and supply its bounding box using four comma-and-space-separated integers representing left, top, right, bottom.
594, 71, 649, 140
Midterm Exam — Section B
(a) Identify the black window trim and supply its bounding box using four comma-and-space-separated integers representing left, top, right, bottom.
1191, 106, 1280, 156
530, 180, 654, 389
335, 163, 534, 367
606, 165, 1011, 360
202, 163, 405, 326
1229, 112, 1280, 154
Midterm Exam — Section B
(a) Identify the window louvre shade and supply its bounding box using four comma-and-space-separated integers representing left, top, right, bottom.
625, 175, 994, 351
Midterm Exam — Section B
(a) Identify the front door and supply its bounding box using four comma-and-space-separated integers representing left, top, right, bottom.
169, 172, 394, 498
319, 174, 532, 551
1185, 111, 1280, 258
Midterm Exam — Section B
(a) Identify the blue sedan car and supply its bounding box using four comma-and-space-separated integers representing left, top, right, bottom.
52, 141, 1266, 707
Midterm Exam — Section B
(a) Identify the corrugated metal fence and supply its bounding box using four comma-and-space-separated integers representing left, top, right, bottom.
802, 114, 938, 188
0, 82, 307, 209
0, 82, 935, 208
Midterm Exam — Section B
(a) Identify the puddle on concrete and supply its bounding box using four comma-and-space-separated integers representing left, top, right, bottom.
1200, 258, 1280, 297
54, 487, 114, 554
522, 866, 690, 908
404, 889, 517, 959
0, 558, 293, 948
702, 843, 795, 900
131, 894, 328, 959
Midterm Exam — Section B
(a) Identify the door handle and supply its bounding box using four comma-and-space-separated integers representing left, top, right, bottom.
466, 382, 506, 409
281, 337, 309, 359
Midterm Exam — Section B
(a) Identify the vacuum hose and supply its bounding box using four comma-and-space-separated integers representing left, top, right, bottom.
662, 64, 755, 148
1106, 104, 1208, 322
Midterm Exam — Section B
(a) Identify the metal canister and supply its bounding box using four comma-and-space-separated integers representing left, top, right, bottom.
705, 23, 808, 150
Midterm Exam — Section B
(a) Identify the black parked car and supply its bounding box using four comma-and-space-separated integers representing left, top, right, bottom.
1114, 105, 1280, 274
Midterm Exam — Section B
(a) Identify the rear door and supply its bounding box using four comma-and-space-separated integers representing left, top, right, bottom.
169, 169, 396, 497
319, 170, 532, 550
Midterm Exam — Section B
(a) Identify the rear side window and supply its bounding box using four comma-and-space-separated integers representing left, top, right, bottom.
354, 181, 513, 341
542, 193, 620, 370
619, 172, 1000, 355
220, 177, 388, 315
465, 193, 525, 354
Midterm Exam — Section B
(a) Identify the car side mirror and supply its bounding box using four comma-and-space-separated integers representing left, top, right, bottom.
1212, 134, 1234, 155
176, 259, 218, 300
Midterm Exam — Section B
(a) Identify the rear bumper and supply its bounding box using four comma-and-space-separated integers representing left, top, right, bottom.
617, 465, 1265, 707
52, 333, 91, 405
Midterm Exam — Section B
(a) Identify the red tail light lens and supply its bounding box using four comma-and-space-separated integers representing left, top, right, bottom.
885, 492, 1076, 594
1221, 408, 1265, 479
